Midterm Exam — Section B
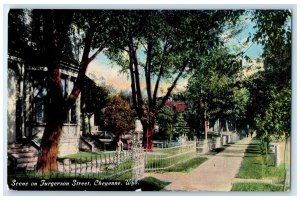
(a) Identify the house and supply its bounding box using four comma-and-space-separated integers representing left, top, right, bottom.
165, 101, 188, 112
7, 49, 82, 170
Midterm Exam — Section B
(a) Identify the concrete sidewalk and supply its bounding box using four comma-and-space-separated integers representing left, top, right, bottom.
146, 136, 253, 191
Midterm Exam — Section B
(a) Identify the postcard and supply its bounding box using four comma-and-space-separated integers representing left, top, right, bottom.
6, 8, 291, 192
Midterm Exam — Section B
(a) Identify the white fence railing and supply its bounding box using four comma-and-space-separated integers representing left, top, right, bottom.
11, 132, 241, 180
146, 132, 241, 172
145, 141, 197, 172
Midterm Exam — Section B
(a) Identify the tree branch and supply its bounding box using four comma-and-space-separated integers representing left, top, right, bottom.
153, 64, 163, 107
129, 37, 144, 118
158, 63, 189, 110
80, 27, 95, 64
86, 46, 103, 65
153, 42, 168, 107
145, 41, 153, 107
64, 27, 103, 112
128, 48, 138, 110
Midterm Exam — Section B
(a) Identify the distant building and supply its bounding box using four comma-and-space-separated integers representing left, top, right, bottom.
165, 101, 188, 112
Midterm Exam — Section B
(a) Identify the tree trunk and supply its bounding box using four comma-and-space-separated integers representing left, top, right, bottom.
142, 120, 155, 151
36, 17, 101, 172
37, 122, 63, 172
37, 66, 65, 172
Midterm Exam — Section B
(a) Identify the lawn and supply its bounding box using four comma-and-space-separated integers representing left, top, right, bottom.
146, 154, 207, 173
138, 176, 170, 191
163, 157, 208, 172
145, 152, 197, 170
231, 182, 284, 192
154, 145, 194, 155
233, 139, 286, 191
237, 140, 286, 180
12, 158, 134, 180
58, 151, 115, 163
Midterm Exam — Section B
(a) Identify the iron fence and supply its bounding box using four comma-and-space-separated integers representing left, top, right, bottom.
9, 150, 135, 181
145, 141, 197, 172
9, 132, 241, 180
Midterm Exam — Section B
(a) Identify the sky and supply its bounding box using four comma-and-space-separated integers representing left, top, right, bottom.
86, 11, 264, 96
86, 54, 189, 97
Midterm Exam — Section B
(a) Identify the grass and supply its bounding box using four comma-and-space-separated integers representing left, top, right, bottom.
233, 139, 286, 191
58, 151, 115, 163
154, 145, 193, 155
163, 157, 208, 172
231, 182, 284, 192
237, 140, 286, 180
138, 176, 170, 191
146, 143, 198, 170
146, 153, 207, 173
145, 152, 196, 170
11, 159, 133, 180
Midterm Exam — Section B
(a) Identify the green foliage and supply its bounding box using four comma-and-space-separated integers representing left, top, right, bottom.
175, 112, 190, 137
146, 152, 195, 170
231, 182, 284, 192
146, 144, 197, 170
156, 106, 176, 140
231, 87, 250, 129
139, 177, 170, 191
58, 151, 114, 163
237, 140, 286, 180
81, 76, 110, 114
186, 47, 244, 134
254, 86, 291, 140
8, 9, 31, 53
104, 10, 244, 144
164, 157, 208, 172
246, 10, 291, 142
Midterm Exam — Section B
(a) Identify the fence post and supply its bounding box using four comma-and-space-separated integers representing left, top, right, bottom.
75, 159, 77, 177
91, 155, 93, 175
275, 144, 280, 167
69, 159, 71, 178
97, 154, 102, 178
132, 134, 145, 180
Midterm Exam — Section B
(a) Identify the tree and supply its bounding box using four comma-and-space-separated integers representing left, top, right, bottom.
106, 10, 242, 150
175, 112, 191, 139
8, 9, 118, 172
255, 86, 291, 141
246, 10, 291, 143
36, 10, 114, 172
186, 47, 243, 137
231, 87, 250, 130
156, 106, 176, 141
103, 96, 135, 149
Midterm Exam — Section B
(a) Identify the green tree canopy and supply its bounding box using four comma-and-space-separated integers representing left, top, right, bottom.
105, 10, 243, 149
246, 10, 291, 141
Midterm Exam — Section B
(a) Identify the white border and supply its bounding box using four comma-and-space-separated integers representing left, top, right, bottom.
1, 1, 299, 200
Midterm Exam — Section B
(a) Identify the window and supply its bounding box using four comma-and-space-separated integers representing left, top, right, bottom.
34, 87, 47, 123
62, 77, 77, 124
33, 77, 78, 124
70, 103, 77, 123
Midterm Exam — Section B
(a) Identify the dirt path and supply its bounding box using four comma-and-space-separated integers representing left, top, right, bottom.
145, 136, 253, 191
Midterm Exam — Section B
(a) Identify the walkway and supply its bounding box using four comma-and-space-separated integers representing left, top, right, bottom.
146, 136, 253, 191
